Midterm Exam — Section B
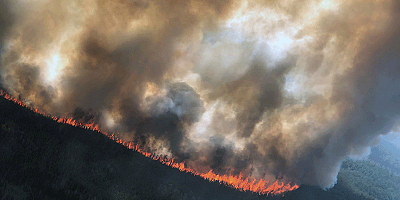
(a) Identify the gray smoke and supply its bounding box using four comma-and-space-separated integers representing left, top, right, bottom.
1, 0, 400, 189
148, 82, 204, 124
0, 0, 14, 88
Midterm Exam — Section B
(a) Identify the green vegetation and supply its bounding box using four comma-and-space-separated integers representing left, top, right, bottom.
369, 138, 400, 176
339, 159, 400, 200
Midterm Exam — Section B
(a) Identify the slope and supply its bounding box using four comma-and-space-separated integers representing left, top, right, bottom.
0, 95, 368, 200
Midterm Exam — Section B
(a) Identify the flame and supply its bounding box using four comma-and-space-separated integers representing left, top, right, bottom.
0, 90, 299, 196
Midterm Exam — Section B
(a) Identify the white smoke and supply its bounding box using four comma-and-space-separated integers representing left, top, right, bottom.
1, 0, 400, 189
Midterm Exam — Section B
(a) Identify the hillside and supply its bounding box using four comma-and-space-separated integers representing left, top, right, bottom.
369, 137, 400, 176
0, 95, 396, 200
0, 95, 265, 200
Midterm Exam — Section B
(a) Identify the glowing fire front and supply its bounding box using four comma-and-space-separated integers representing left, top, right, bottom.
0, 90, 299, 196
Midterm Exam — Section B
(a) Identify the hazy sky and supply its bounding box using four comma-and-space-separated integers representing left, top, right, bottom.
382, 133, 400, 149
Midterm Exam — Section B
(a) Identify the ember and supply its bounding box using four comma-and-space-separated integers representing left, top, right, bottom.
0, 90, 298, 195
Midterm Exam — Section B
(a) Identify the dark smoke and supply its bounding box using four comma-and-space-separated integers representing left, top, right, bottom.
1, 0, 400, 189
0, 0, 14, 48
134, 82, 204, 156
0, 0, 15, 89
148, 82, 204, 124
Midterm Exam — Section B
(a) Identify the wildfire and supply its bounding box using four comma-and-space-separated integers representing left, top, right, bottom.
0, 90, 299, 196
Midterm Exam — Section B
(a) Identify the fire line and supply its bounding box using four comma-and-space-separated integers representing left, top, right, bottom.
0, 90, 299, 196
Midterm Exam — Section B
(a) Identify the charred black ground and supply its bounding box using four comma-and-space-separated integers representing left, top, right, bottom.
2, 0, 400, 189
0, 90, 382, 200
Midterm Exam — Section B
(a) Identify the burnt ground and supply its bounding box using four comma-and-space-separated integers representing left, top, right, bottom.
0, 96, 368, 200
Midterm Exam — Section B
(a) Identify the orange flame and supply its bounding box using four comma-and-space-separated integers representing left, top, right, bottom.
0, 90, 299, 196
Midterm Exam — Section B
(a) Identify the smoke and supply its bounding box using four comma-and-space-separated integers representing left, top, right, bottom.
0, 0, 14, 88
1, 0, 400, 189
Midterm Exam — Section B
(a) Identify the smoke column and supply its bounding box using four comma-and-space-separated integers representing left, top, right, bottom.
1, 0, 400, 189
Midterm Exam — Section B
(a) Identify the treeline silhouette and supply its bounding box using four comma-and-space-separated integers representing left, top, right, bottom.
1, 95, 395, 199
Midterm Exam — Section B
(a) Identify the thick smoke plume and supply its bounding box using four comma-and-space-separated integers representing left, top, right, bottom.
1, 0, 400, 189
